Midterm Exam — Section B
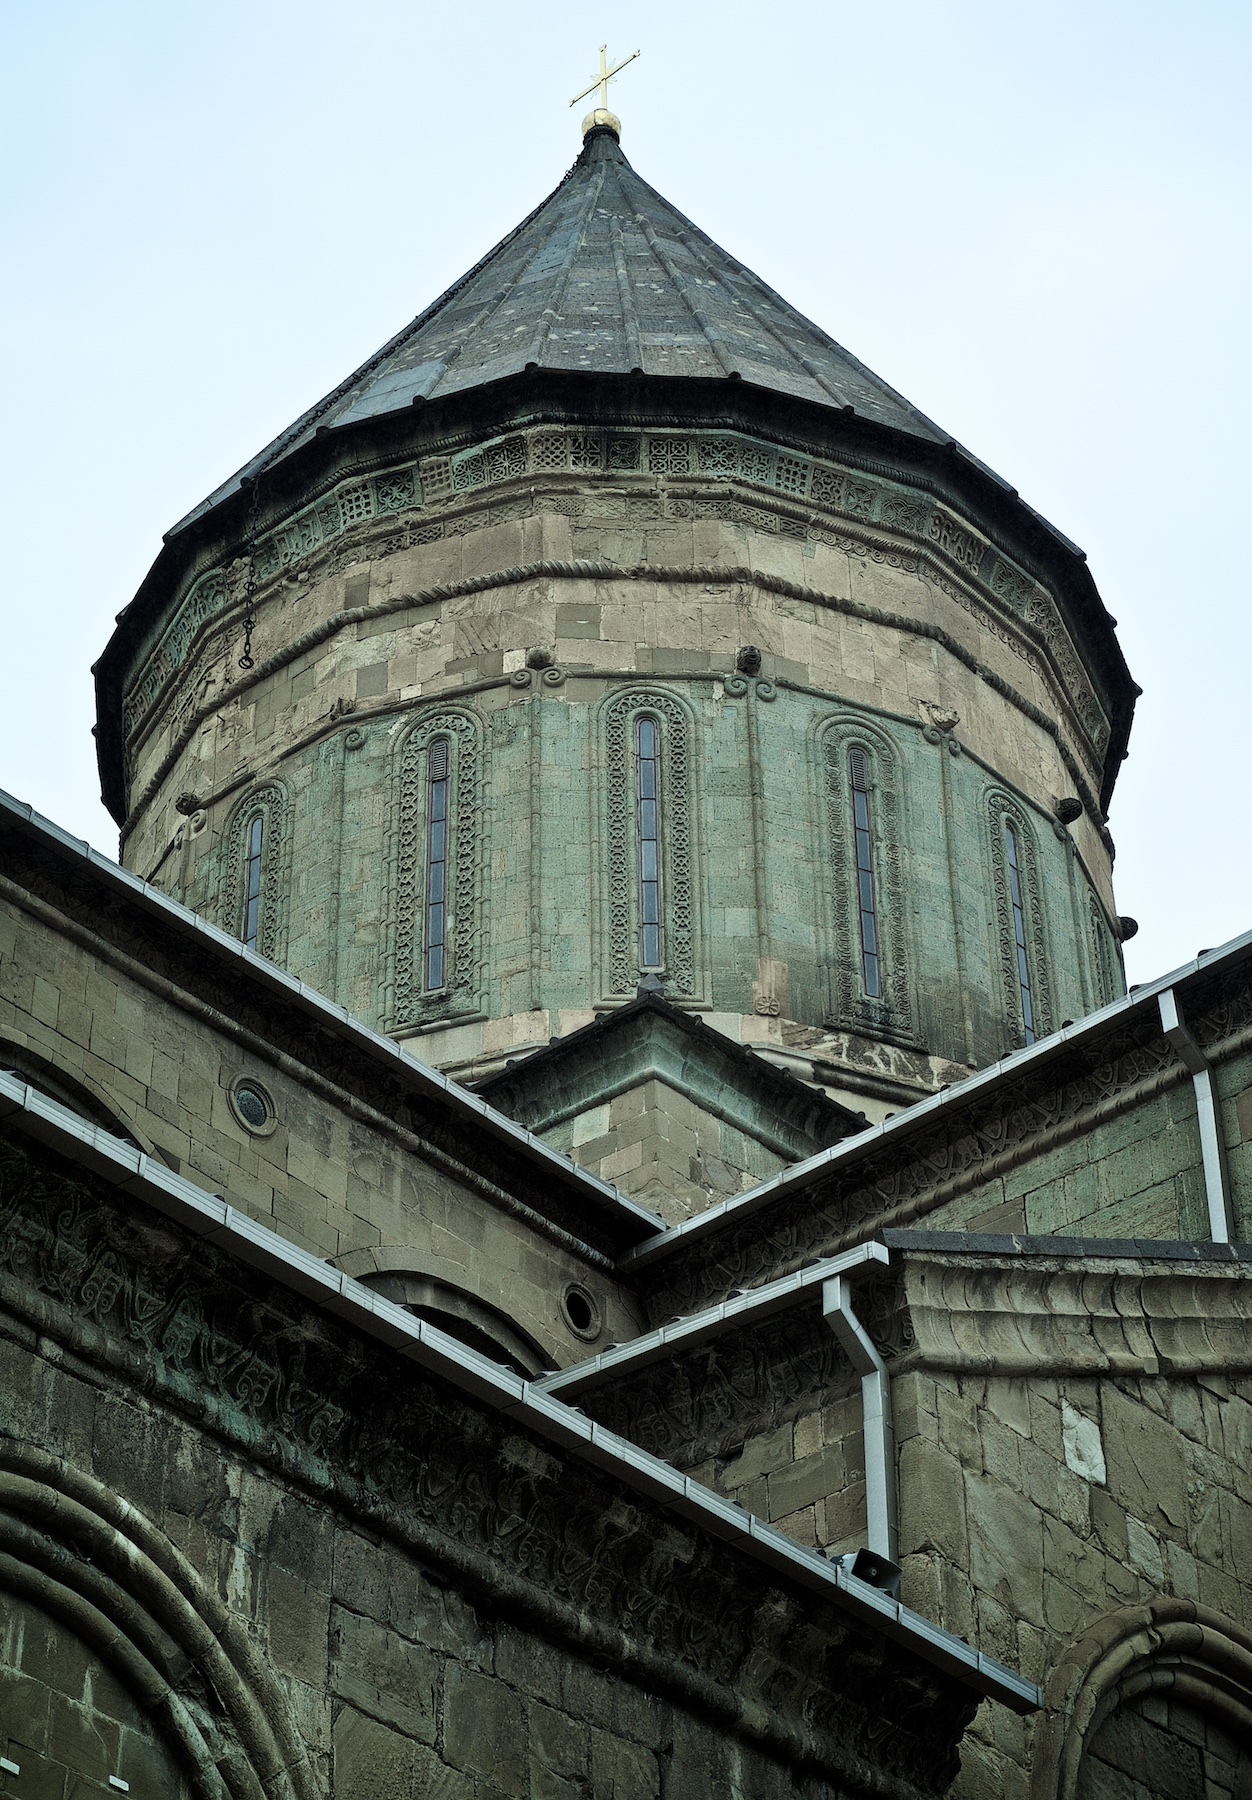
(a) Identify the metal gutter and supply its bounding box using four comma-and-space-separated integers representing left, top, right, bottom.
618, 930, 1252, 1273
0, 788, 662, 1244
823, 1274, 898, 1564
0, 1072, 1038, 1715
1158, 987, 1233, 1243
538, 1241, 890, 1399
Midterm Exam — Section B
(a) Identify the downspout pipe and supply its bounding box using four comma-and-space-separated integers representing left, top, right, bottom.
823, 1274, 898, 1565
1158, 987, 1233, 1243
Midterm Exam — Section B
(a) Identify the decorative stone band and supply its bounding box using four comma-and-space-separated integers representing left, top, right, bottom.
0, 1069, 1040, 1730
119, 557, 1108, 849
123, 423, 1107, 761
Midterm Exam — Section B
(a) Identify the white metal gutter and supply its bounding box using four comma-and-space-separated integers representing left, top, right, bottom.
0, 1072, 1038, 1714
1158, 987, 1233, 1243
619, 930, 1252, 1272
538, 1241, 891, 1398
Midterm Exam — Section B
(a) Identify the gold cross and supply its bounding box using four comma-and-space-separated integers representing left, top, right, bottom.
570, 45, 640, 111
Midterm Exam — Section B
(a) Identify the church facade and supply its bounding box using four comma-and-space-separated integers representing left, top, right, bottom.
2, 112, 1250, 1798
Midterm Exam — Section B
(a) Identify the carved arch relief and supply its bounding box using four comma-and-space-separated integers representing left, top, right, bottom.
986, 790, 1054, 1048
820, 718, 915, 1042
388, 707, 486, 1030
218, 782, 290, 963
1088, 892, 1120, 1009
1032, 1599, 1252, 1800
0, 1442, 317, 1800
601, 688, 699, 1000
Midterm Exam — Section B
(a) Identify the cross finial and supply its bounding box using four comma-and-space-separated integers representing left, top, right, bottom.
570, 45, 640, 114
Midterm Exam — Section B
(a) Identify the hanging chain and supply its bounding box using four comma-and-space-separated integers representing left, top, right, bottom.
238, 475, 262, 670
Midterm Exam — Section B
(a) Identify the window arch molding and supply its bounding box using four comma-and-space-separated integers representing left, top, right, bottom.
387, 706, 486, 1031
1087, 890, 1121, 1009
1031, 1598, 1252, 1800
986, 789, 1053, 1048
818, 716, 914, 1042
599, 687, 700, 1001
220, 781, 290, 963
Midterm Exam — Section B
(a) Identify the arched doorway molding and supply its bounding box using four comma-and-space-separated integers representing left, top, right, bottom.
0, 1441, 319, 1800
1032, 1596, 1252, 1800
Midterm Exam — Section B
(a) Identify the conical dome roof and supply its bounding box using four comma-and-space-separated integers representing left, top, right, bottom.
181, 125, 950, 530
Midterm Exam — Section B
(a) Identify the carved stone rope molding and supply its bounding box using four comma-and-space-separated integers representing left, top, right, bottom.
121, 560, 1107, 842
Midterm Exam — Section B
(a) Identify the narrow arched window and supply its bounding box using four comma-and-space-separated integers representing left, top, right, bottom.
424, 737, 450, 991
849, 748, 881, 998
1003, 819, 1035, 1043
242, 813, 264, 949
636, 716, 662, 968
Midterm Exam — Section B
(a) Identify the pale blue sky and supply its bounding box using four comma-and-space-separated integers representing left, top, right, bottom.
1, 0, 1248, 986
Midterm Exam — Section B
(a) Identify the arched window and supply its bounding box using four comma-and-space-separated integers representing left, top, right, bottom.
636, 716, 663, 968
601, 689, 698, 1000
987, 792, 1052, 1049
1003, 819, 1035, 1043
242, 813, 264, 950
424, 737, 450, 990
220, 783, 289, 965
821, 723, 913, 1041
389, 709, 486, 1031
849, 747, 881, 999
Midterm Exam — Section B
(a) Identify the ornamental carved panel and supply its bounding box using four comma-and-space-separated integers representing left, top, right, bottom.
600, 688, 699, 1001
388, 707, 486, 1030
986, 789, 1054, 1049
218, 781, 291, 963
820, 719, 915, 1043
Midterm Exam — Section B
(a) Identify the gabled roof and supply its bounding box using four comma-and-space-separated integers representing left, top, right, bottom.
177, 124, 951, 532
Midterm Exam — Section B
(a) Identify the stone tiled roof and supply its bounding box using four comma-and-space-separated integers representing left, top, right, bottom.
180, 125, 951, 529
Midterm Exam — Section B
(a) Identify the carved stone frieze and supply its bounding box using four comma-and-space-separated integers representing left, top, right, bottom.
0, 1127, 973, 1795
122, 422, 1108, 778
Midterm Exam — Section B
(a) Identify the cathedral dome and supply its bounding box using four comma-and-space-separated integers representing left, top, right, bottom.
95, 123, 1138, 1120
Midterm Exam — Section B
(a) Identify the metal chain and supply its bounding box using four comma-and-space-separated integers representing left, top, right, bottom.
238, 475, 261, 670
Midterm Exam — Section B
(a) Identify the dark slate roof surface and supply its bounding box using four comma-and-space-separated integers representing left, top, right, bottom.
177, 127, 951, 532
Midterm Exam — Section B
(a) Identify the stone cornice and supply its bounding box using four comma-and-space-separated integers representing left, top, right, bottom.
95, 375, 1134, 824
0, 1082, 1038, 1785
116, 548, 1110, 852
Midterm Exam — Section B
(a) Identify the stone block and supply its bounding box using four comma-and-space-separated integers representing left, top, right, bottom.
967, 1476, 1044, 1626
332, 1703, 454, 1795
1102, 1385, 1188, 1536
899, 1436, 967, 1564
444, 1666, 527, 1794
590, 1728, 661, 1798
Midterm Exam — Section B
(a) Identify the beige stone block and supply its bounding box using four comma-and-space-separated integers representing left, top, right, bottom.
899, 1437, 967, 1564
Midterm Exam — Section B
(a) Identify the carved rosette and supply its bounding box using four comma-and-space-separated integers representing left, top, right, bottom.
389, 707, 486, 1029
601, 687, 698, 999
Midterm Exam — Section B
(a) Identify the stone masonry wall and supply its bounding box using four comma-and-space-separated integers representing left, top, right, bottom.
0, 888, 642, 1370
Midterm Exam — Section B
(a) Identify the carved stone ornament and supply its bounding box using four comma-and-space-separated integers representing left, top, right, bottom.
602, 689, 698, 1000
0, 1128, 973, 1794
217, 781, 291, 962
389, 707, 486, 1029
821, 720, 915, 1044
